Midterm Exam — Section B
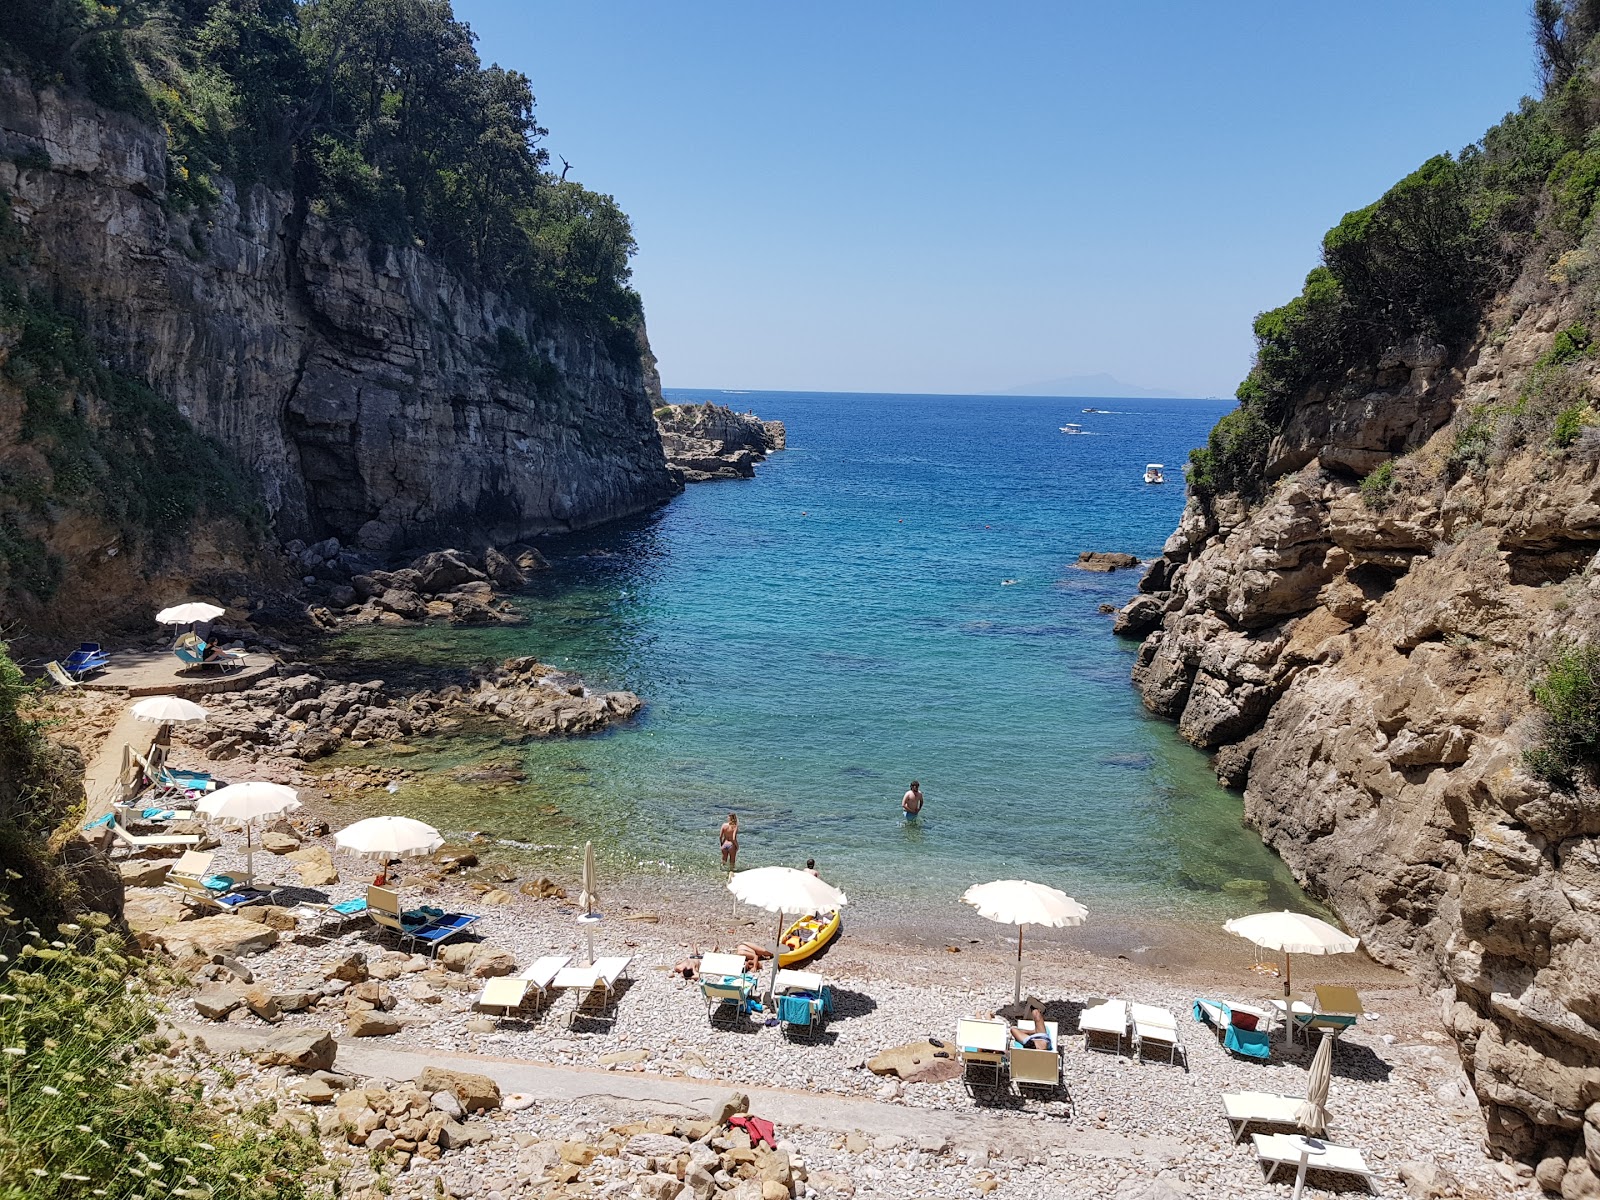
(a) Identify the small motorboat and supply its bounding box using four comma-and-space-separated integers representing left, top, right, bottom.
1082, 407, 1102, 413
1060, 423, 1085, 434
779, 909, 842, 966
1144, 463, 1165, 484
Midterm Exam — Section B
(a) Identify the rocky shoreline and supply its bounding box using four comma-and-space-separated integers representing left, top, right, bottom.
655, 402, 787, 482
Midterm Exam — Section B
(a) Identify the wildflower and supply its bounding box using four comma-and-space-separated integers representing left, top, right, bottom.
41, 1085, 60, 1095
62, 1174, 91, 1182
29, 1169, 47, 1177
61, 922, 81, 933
129, 1167, 146, 1177
196, 1143, 215, 1151
3, 1047, 23, 1056
3, 868, 17, 879
76, 1124, 92, 1133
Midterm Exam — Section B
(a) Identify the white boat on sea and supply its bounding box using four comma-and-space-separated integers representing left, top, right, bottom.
1144, 463, 1165, 484
1060, 423, 1086, 434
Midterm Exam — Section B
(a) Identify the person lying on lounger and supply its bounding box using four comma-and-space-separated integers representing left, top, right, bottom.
1009, 1002, 1052, 1050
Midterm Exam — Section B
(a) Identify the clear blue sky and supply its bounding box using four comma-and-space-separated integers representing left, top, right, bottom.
456, 1, 1537, 397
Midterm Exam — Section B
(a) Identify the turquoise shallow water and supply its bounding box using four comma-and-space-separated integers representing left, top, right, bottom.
331, 390, 1317, 928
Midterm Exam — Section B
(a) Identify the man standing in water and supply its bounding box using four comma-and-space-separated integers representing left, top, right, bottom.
902, 780, 924, 819
720, 813, 739, 872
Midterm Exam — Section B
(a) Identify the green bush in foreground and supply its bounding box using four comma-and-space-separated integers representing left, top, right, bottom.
0, 906, 321, 1199
1524, 642, 1600, 790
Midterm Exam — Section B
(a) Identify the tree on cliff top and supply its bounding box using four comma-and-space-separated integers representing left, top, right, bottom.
1188, 8, 1600, 503
0, 0, 642, 348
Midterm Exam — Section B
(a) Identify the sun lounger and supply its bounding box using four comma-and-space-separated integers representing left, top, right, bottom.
1194, 998, 1274, 1060
957, 1017, 1008, 1091
1223, 1091, 1313, 1142
64, 644, 110, 678
301, 896, 369, 932
774, 968, 832, 1039
45, 661, 81, 689
173, 636, 247, 673
1251, 1133, 1378, 1192
554, 956, 632, 1028
1080, 999, 1130, 1056
474, 955, 570, 1018
1270, 986, 1365, 1045
1006, 1020, 1064, 1096
1132, 1003, 1187, 1068
366, 885, 481, 955
103, 820, 200, 855
133, 749, 219, 800
164, 850, 274, 910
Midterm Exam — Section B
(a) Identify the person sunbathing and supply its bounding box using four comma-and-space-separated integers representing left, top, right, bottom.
736, 943, 772, 973
1010, 1002, 1052, 1050
672, 948, 703, 980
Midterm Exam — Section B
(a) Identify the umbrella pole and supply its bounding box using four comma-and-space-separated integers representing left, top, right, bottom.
767, 910, 784, 1005
1014, 925, 1024, 1004
1284, 951, 1292, 999
244, 823, 254, 889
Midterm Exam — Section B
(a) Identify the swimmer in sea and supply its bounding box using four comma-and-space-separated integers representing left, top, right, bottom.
804, 857, 819, 876
720, 812, 739, 872
901, 780, 924, 819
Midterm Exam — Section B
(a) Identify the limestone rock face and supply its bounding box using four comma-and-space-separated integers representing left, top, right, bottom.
1126, 286, 1600, 1186
655, 403, 785, 482
0, 71, 679, 563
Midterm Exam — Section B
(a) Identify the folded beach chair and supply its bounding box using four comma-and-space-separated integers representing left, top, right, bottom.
45, 661, 81, 689
365, 885, 480, 956
1132, 1003, 1188, 1068
553, 956, 632, 1028
956, 1017, 1009, 1092
774, 967, 832, 1039
1222, 1091, 1314, 1143
1194, 998, 1273, 1060
1080, 999, 1130, 1056
102, 820, 200, 856
64, 643, 110, 678
474, 955, 570, 1019
1251, 1132, 1378, 1193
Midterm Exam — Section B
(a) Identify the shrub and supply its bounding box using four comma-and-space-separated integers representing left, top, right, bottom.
1523, 641, 1600, 790
1552, 402, 1591, 446
1187, 405, 1274, 501
1359, 460, 1397, 510
0, 907, 323, 1200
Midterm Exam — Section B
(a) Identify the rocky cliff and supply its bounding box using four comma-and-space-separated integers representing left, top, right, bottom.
654, 401, 785, 482
1120, 277, 1600, 1188
0, 72, 678, 570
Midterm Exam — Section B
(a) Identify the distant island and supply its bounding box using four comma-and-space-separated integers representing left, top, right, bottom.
1002, 373, 1182, 398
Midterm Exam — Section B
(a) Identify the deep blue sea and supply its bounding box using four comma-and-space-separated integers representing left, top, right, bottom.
332, 390, 1316, 939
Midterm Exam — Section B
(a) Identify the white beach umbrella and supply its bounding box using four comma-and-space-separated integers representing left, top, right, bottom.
198, 782, 301, 885
1223, 910, 1358, 997
728, 867, 848, 999
1296, 1031, 1334, 1138
156, 602, 226, 625
577, 840, 601, 966
131, 696, 209, 724
333, 815, 444, 861
962, 879, 1088, 1003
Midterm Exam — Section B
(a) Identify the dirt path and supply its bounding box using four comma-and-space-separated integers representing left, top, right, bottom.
81, 703, 145, 816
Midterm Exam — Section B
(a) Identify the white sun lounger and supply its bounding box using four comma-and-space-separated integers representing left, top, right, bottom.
1081, 999, 1130, 1055
103, 820, 200, 855
553, 956, 632, 1027
1252, 1133, 1378, 1192
699, 952, 748, 978
1223, 1091, 1312, 1143
1132, 1002, 1188, 1068
475, 955, 570, 1017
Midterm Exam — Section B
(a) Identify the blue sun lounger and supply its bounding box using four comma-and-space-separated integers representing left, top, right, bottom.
366, 886, 481, 955
64, 643, 110, 678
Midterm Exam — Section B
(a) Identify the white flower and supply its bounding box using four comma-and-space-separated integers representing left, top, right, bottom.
40, 1085, 60, 1096
2, 1047, 24, 1056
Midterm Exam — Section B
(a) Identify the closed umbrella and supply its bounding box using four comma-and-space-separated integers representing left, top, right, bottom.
1296, 1031, 1333, 1137
728, 867, 848, 1000
1223, 910, 1358, 997
962, 879, 1087, 1003
198, 782, 300, 886
333, 815, 444, 861
577, 840, 601, 966
156, 602, 226, 625
131, 696, 208, 724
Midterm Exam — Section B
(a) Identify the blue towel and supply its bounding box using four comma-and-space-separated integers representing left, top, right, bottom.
778, 993, 820, 1026
331, 898, 367, 915
1224, 1023, 1273, 1059
83, 813, 116, 831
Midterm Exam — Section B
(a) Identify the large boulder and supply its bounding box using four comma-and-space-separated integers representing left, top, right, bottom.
159, 914, 279, 959
253, 1029, 337, 1072
481, 546, 526, 590
123, 889, 190, 934
416, 1066, 501, 1112
286, 845, 338, 886
410, 549, 485, 594
1076, 551, 1141, 572
866, 1040, 962, 1084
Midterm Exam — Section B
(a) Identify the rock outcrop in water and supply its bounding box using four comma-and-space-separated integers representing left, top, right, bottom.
654, 402, 785, 481
0, 72, 678, 622
1123, 249, 1600, 1190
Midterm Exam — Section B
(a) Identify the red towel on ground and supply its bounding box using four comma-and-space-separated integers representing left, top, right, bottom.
729, 1113, 776, 1149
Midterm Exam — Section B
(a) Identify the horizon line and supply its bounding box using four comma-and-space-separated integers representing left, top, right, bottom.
660, 386, 1233, 402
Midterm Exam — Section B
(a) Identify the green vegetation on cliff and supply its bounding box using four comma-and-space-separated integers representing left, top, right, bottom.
1524, 641, 1600, 791
0, 0, 643, 344
1190, 2, 1600, 500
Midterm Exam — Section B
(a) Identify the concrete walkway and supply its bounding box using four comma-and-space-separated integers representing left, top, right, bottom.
82, 649, 277, 697
176, 1024, 1179, 1164
82, 704, 148, 815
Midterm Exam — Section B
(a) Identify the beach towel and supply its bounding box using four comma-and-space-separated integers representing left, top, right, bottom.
729, 1114, 776, 1149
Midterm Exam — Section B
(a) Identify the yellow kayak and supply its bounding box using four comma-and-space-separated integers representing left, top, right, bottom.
779, 909, 841, 966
